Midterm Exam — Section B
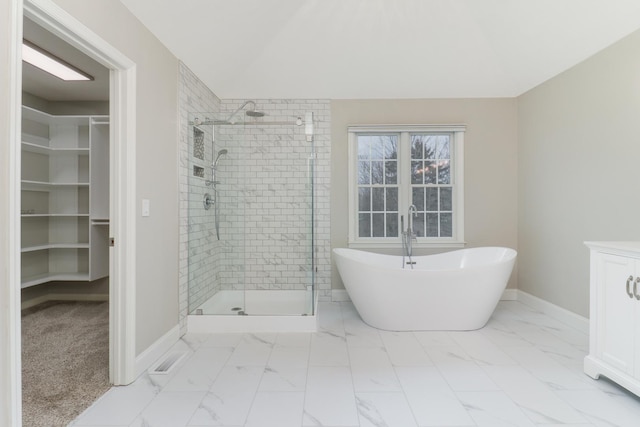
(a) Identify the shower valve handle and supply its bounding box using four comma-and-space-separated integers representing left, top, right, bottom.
203, 193, 215, 210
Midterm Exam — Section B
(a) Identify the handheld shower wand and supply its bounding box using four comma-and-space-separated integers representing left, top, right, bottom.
205, 149, 228, 188
211, 149, 228, 183
213, 149, 228, 168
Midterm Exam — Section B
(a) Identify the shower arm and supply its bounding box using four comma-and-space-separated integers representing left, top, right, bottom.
226, 100, 256, 123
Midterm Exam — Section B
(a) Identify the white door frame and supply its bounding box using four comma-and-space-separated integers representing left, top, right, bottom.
3, 0, 137, 421
2, 1, 24, 425
26, 0, 136, 384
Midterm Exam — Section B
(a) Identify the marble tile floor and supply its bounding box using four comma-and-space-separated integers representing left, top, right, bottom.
70, 301, 640, 427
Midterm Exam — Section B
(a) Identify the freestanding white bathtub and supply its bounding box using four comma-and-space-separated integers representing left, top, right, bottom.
333, 247, 517, 331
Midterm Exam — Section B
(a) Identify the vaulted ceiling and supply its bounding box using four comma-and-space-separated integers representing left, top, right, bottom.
23, 1, 640, 101
119, 0, 640, 99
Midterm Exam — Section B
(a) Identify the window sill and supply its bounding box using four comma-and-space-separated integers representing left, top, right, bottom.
347, 241, 466, 250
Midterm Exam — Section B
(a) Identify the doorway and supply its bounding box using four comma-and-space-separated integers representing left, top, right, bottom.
20, 15, 111, 425
4, 0, 137, 425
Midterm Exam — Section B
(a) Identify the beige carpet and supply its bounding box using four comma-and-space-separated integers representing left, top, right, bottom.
22, 301, 110, 427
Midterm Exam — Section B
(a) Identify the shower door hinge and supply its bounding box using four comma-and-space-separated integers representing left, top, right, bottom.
109, 237, 115, 247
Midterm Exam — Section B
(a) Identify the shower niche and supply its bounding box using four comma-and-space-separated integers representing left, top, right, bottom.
186, 104, 317, 332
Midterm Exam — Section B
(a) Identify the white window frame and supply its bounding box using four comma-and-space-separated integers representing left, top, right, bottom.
348, 125, 466, 249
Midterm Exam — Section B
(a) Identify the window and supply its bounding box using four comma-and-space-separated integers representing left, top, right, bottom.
348, 125, 465, 248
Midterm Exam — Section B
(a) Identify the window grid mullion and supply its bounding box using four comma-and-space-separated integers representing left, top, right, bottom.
399, 132, 410, 234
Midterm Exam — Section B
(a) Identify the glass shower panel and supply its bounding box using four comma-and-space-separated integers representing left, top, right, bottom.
238, 120, 315, 316
187, 108, 315, 317
216, 115, 247, 311
187, 112, 245, 315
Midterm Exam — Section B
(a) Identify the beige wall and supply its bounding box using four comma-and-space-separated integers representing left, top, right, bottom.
331, 99, 519, 290
517, 29, 640, 317
51, 0, 180, 355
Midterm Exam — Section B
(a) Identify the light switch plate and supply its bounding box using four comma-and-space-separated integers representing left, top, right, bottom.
142, 199, 150, 217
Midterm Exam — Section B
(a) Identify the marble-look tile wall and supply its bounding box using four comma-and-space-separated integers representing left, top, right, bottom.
179, 64, 332, 334
178, 63, 221, 333
219, 100, 331, 300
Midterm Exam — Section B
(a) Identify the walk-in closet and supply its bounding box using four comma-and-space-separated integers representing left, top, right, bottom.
21, 16, 112, 426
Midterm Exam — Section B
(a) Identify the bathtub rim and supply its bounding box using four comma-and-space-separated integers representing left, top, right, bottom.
332, 246, 517, 273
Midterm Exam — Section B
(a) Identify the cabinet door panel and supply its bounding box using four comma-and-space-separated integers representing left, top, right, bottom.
598, 254, 636, 375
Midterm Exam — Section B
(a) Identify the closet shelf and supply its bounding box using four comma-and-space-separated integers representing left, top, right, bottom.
22, 141, 90, 155
21, 243, 90, 253
22, 180, 90, 191
21, 213, 90, 217
22, 106, 93, 125
21, 134, 49, 147
21, 273, 90, 289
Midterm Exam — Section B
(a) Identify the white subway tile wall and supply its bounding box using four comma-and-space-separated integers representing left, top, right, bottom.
219, 99, 331, 298
179, 62, 222, 332
178, 64, 331, 333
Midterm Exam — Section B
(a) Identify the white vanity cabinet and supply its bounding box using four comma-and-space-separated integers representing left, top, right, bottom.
21, 106, 109, 288
584, 241, 640, 396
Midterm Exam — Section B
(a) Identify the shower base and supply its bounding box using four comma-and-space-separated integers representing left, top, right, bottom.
187, 290, 317, 333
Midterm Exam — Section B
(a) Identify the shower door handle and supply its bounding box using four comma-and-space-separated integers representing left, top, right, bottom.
307, 153, 316, 181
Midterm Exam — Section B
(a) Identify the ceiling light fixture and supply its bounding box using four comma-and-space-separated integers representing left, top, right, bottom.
22, 40, 93, 81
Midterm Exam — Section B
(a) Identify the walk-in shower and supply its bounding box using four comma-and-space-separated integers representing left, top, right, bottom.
187, 101, 317, 331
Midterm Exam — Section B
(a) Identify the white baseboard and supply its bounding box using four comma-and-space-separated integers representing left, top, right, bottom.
515, 290, 589, 334
331, 289, 350, 302
501, 289, 518, 301
135, 324, 180, 378
21, 293, 109, 310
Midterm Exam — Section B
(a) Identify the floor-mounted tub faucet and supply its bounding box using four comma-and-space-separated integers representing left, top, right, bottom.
402, 205, 418, 268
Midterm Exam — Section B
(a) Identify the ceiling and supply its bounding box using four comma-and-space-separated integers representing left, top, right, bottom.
118, 0, 640, 99
22, 17, 109, 102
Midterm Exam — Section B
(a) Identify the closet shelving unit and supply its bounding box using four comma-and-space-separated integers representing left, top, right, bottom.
21, 106, 109, 288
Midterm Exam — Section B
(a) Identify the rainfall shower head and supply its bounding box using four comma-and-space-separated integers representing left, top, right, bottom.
226, 100, 265, 122
246, 110, 265, 118
213, 149, 228, 168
